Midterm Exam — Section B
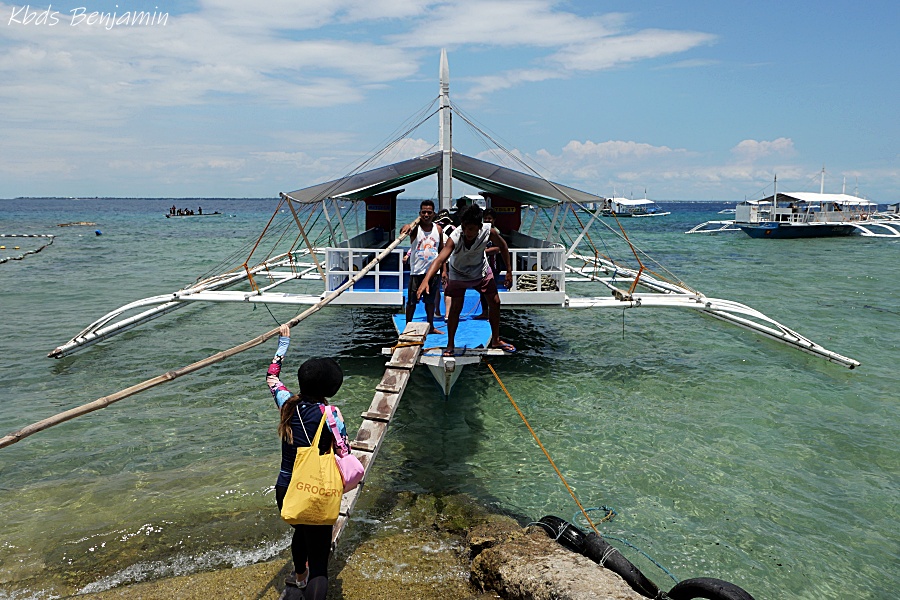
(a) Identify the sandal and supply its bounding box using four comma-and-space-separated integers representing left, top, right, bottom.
285, 567, 308, 589
442, 348, 455, 357
490, 340, 516, 353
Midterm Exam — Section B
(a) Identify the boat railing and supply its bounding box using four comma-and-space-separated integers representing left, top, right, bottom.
502, 246, 567, 305
324, 246, 405, 304
761, 207, 874, 225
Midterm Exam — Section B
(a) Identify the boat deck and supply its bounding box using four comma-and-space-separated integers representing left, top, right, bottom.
391, 288, 495, 354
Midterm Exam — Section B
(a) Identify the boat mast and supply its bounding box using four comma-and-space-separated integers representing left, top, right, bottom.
820, 165, 825, 194
438, 49, 453, 212
773, 174, 777, 214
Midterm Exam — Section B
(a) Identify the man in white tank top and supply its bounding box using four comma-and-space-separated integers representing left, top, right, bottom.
416, 204, 515, 356
400, 200, 444, 334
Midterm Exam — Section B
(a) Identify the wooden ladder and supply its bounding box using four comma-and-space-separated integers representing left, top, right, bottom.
331, 321, 429, 546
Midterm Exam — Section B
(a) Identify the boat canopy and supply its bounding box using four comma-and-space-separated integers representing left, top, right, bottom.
610, 198, 656, 207
751, 192, 877, 207
283, 151, 603, 209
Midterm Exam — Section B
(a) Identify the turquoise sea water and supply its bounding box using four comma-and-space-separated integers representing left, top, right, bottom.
1, 198, 897, 599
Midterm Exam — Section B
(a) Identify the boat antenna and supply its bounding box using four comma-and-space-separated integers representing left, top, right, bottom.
438, 48, 453, 212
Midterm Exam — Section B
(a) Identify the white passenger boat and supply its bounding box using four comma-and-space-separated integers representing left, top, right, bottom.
688, 172, 900, 238
49, 52, 860, 394
599, 197, 670, 217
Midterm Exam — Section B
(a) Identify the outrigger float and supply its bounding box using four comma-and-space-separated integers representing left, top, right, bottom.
49, 51, 859, 394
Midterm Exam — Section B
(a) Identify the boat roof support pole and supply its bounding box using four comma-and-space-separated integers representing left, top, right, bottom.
565, 206, 602, 259
321, 199, 336, 245
438, 49, 453, 212
285, 196, 326, 281
527, 206, 539, 237
332, 198, 350, 243
548, 203, 562, 243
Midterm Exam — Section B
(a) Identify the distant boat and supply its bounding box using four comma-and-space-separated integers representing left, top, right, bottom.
873, 202, 900, 219
687, 172, 900, 238
599, 197, 670, 217
733, 193, 878, 238
165, 211, 222, 218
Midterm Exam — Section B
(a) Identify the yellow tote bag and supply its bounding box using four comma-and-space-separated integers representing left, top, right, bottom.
280, 410, 342, 526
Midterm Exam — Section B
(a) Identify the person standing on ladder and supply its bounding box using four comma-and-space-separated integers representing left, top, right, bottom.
400, 200, 445, 335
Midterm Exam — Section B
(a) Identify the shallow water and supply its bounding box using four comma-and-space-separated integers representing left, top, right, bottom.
1, 198, 897, 599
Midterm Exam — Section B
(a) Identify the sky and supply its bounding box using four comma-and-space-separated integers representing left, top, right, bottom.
1, 0, 898, 201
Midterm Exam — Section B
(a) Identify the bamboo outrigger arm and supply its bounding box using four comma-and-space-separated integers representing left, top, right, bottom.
566, 293, 859, 368
562, 255, 859, 369
48, 251, 321, 359
10, 223, 419, 450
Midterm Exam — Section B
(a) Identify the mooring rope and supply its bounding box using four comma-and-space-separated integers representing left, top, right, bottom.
486, 363, 604, 536
488, 364, 681, 585
573, 508, 679, 584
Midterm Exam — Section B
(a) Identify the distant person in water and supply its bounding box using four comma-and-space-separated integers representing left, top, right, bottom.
400, 200, 444, 335
417, 204, 515, 356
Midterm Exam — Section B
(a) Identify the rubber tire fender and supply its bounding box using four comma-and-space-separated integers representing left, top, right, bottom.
581, 532, 660, 599
537, 515, 586, 553
667, 577, 756, 600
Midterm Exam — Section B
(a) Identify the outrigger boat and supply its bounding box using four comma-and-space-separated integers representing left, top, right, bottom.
598, 196, 670, 218
49, 51, 860, 394
688, 172, 900, 238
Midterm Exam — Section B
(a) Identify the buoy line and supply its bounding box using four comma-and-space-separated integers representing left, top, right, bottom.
0, 234, 55, 264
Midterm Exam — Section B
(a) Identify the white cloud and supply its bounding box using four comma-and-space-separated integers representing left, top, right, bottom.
527, 140, 684, 182
3, 1, 810, 200
390, 1, 623, 48
552, 29, 716, 71
461, 68, 563, 99
0, 2, 420, 125
731, 138, 796, 162
371, 137, 436, 166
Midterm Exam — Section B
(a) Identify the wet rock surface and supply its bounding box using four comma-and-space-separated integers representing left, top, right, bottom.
472, 528, 645, 600
76, 492, 642, 600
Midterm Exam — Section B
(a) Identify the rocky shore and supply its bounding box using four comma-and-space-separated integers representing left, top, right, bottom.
75, 492, 644, 600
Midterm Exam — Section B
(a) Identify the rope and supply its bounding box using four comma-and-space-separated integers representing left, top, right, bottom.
490, 365, 680, 585
0, 234, 55, 264
486, 363, 602, 536
390, 341, 424, 351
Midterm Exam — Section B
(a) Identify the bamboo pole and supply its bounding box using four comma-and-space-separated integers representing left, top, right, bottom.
1, 220, 418, 450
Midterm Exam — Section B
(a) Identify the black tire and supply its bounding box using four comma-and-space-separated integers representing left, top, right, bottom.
667, 577, 756, 600
537, 515, 587, 553
582, 532, 660, 599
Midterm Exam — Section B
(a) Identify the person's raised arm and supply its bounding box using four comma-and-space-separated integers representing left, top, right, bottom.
266, 324, 293, 407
